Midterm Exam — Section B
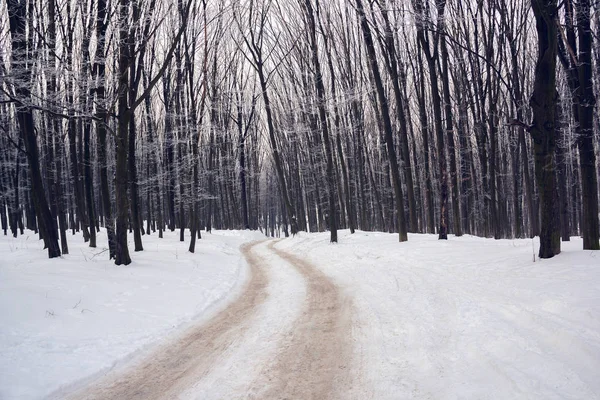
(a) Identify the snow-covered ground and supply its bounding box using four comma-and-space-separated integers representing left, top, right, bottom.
275, 231, 600, 399
0, 228, 263, 400
2, 228, 599, 399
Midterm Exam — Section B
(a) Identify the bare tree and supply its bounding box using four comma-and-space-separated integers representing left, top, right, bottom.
528, 0, 560, 258
355, 0, 407, 241
6, 0, 61, 258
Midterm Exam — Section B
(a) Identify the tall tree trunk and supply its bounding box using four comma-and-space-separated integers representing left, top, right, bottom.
416, 48, 436, 234
237, 96, 253, 230
303, 0, 337, 242
440, 34, 462, 237
321, 17, 355, 235
529, 0, 560, 258
94, 0, 116, 259
414, 0, 449, 239
80, 14, 97, 249
47, 0, 68, 254
574, 0, 600, 250
127, 0, 144, 252
114, 0, 132, 265
206, 53, 218, 234
128, 115, 143, 251
7, 0, 60, 258
0, 147, 8, 235
556, 104, 571, 241
355, 0, 407, 242
83, 119, 97, 248
64, 2, 90, 242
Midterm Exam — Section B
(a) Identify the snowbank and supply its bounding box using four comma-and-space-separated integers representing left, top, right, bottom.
0, 228, 264, 400
276, 230, 600, 399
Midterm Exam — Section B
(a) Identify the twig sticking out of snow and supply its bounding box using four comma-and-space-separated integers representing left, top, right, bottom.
72, 298, 82, 309
91, 249, 109, 259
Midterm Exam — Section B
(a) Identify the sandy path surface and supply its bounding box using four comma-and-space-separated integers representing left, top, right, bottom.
64, 239, 353, 400
64, 241, 268, 400
248, 241, 354, 399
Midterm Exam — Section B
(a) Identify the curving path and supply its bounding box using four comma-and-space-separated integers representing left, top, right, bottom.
248, 242, 353, 399
65, 240, 354, 400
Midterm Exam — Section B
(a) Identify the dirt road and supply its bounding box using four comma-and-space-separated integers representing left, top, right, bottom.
66, 240, 353, 399
248, 242, 353, 399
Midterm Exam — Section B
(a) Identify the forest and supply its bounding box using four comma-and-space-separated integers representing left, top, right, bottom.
1, 0, 599, 265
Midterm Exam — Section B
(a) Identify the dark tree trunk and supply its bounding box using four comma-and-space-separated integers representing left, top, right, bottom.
128, 106, 143, 251
530, 0, 560, 258
415, 7, 449, 239
237, 96, 253, 230
7, 0, 60, 258
65, 10, 90, 242
128, 114, 143, 251
356, 0, 407, 242
521, 132, 537, 237
321, 17, 355, 235
114, 0, 132, 265
83, 119, 97, 248
556, 105, 571, 241
178, 130, 185, 242
416, 49, 436, 234
440, 33, 462, 237
303, 0, 337, 243
80, 20, 97, 248
239, 133, 250, 230
143, 69, 163, 239
188, 9, 206, 252
574, 0, 599, 250
94, 0, 116, 259
164, 81, 176, 232
127, 0, 144, 252
0, 148, 8, 235
47, 0, 68, 254
206, 57, 217, 234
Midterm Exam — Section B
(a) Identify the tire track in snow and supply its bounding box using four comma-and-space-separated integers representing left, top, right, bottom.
248, 241, 354, 400
66, 241, 269, 400
63, 239, 355, 399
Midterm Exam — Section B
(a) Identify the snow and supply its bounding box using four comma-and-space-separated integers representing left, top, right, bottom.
176, 241, 308, 399
0, 228, 264, 400
274, 230, 600, 399
1, 228, 599, 399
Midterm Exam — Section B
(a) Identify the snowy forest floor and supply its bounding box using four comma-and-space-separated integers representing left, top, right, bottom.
1, 229, 599, 399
